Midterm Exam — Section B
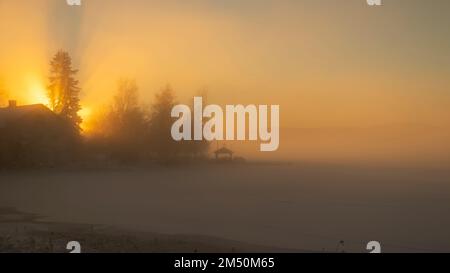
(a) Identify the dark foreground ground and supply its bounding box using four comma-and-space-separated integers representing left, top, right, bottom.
0, 162, 449, 253
0, 207, 295, 253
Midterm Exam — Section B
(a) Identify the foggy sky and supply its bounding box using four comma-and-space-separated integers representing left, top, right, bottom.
0, 0, 449, 163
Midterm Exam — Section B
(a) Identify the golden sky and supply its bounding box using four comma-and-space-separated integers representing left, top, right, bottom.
0, 0, 449, 130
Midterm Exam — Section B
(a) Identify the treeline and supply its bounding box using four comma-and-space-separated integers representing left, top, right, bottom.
0, 51, 209, 169
85, 79, 210, 164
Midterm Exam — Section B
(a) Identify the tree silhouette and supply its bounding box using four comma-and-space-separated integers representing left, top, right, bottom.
148, 85, 180, 160
108, 79, 146, 162
47, 50, 82, 131
112, 78, 140, 123
86, 79, 147, 163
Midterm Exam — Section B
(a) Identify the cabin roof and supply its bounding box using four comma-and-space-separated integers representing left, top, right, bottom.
0, 104, 55, 128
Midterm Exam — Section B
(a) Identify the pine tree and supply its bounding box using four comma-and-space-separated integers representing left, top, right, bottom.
47, 51, 82, 130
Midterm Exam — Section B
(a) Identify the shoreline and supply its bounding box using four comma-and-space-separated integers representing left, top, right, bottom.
0, 207, 304, 253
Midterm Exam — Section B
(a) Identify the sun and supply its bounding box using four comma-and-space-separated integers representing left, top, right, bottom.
24, 76, 93, 133
78, 106, 93, 132
79, 107, 92, 122
27, 80, 50, 106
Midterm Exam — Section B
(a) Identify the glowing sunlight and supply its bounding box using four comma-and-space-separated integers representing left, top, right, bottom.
26, 78, 49, 107
78, 106, 93, 132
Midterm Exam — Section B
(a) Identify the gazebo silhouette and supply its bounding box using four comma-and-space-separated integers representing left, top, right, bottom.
214, 147, 234, 161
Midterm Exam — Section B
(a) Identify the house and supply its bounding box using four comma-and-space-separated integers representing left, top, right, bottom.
0, 100, 78, 167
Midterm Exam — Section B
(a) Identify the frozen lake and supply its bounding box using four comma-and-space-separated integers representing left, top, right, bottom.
0, 163, 449, 252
